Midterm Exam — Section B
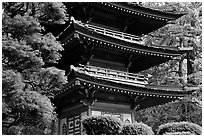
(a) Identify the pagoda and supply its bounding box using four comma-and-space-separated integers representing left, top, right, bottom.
53, 2, 195, 135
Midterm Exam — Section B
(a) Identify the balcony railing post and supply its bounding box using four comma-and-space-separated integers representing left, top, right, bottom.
78, 21, 142, 43
82, 65, 148, 85
103, 28, 106, 35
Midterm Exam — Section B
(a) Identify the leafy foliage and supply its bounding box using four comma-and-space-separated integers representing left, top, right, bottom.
2, 2, 202, 135
2, 2, 68, 135
135, 96, 202, 132
3, 126, 23, 135
82, 116, 155, 135
156, 121, 202, 135
140, 2, 202, 87
82, 116, 122, 135
134, 2, 202, 133
121, 122, 154, 135
164, 131, 195, 135
3, 2, 68, 24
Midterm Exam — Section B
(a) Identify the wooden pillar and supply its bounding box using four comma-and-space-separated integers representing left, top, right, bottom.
179, 58, 188, 84
87, 106, 92, 116
131, 112, 135, 123
186, 51, 195, 84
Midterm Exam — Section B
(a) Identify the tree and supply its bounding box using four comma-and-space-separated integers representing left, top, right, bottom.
134, 2, 202, 132
82, 116, 122, 135
156, 121, 202, 135
135, 96, 202, 132
2, 2, 68, 134
140, 2, 202, 88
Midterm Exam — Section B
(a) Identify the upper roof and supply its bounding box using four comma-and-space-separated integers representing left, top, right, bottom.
110, 2, 186, 19
64, 2, 186, 36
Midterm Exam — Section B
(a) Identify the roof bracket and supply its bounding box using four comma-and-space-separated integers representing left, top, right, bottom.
129, 95, 146, 110
129, 95, 139, 110
80, 87, 98, 106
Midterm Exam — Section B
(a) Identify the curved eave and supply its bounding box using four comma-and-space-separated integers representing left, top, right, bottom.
64, 2, 187, 36
89, 2, 186, 22
55, 70, 194, 99
61, 21, 191, 58
111, 2, 186, 20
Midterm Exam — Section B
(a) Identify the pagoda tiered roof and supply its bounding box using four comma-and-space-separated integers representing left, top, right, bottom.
55, 65, 196, 110
91, 2, 185, 20
64, 2, 186, 35
58, 18, 193, 72
61, 18, 192, 56
109, 3, 186, 19
53, 3, 196, 122
56, 65, 194, 98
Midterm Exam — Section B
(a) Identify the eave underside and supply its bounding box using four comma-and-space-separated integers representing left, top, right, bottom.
54, 70, 194, 111
58, 21, 190, 72
63, 2, 185, 36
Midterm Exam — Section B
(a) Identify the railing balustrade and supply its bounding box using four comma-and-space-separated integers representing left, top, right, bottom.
80, 65, 148, 85
76, 20, 143, 44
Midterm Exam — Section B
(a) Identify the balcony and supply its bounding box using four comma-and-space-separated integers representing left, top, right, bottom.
75, 20, 144, 44
71, 65, 148, 86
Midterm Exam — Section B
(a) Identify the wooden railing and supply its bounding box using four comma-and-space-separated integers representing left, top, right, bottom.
73, 65, 148, 85
76, 20, 143, 44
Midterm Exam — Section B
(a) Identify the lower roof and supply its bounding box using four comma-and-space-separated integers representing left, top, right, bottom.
55, 66, 195, 99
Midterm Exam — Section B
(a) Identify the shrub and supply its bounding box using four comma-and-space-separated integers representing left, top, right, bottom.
164, 131, 196, 135
82, 115, 122, 135
21, 126, 45, 135
121, 122, 154, 135
135, 97, 202, 132
4, 126, 46, 135
6, 126, 22, 135
157, 121, 202, 135
5, 126, 45, 135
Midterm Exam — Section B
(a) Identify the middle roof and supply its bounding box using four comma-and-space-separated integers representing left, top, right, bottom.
58, 18, 192, 73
